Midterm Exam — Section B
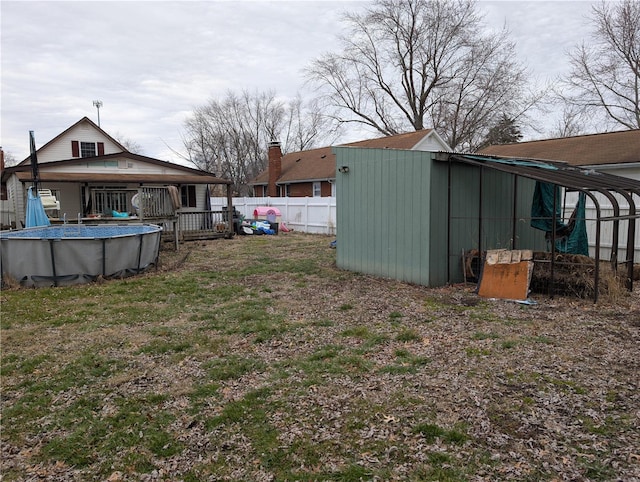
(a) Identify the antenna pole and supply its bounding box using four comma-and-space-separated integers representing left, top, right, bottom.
92, 100, 103, 126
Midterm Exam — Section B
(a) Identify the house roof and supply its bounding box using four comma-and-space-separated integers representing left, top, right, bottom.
252, 129, 444, 185
479, 129, 640, 166
17, 116, 129, 165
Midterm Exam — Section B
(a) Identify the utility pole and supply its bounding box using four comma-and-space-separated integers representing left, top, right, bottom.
93, 100, 103, 126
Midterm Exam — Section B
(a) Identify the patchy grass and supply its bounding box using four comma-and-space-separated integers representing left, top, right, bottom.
1, 232, 639, 481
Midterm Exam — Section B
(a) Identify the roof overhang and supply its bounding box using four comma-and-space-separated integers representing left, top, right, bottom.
12, 171, 230, 185
278, 177, 334, 184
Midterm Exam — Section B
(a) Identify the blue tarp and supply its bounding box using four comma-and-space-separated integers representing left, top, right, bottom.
25, 187, 51, 228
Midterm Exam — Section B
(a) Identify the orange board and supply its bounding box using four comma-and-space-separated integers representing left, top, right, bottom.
477, 250, 533, 300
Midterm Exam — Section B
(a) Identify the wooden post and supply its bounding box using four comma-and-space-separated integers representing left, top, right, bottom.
226, 184, 234, 235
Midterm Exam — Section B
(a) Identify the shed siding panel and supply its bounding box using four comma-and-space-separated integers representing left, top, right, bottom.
335, 147, 433, 286
428, 160, 450, 286
379, 154, 391, 278
515, 177, 546, 251
481, 169, 515, 250
410, 153, 431, 284
445, 166, 544, 283
448, 163, 481, 282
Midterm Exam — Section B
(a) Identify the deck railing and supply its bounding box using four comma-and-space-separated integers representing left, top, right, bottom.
87, 188, 234, 244
90, 186, 177, 219
176, 210, 232, 239
136, 187, 177, 220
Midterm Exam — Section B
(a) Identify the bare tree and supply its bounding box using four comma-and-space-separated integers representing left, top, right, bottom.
181, 90, 336, 195
548, 104, 589, 139
560, 0, 640, 130
1, 150, 19, 167
113, 133, 143, 154
306, 0, 535, 151
280, 95, 341, 152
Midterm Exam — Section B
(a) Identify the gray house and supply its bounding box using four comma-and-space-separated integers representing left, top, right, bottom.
1, 117, 234, 240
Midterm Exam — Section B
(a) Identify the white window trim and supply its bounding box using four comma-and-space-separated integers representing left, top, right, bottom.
80, 141, 97, 158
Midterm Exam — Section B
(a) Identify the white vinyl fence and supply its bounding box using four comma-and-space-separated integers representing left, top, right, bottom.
565, 192, 640, 263
212, 195, 640, 262
210, 196, 337, 235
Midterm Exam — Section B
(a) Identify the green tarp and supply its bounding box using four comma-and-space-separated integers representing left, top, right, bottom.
531, 182, 589, 255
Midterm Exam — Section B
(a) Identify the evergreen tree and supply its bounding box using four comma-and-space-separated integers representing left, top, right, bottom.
479, 114, 523, 149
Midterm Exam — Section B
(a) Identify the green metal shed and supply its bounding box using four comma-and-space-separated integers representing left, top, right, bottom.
333, 147, 545, 287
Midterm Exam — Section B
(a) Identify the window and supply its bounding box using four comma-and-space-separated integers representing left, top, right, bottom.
180, 185, 197, 208
313, 182, 321, 197
71, 141, 105, 158
81, 142, 96, 157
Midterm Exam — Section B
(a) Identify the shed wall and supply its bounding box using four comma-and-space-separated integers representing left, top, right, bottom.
335, 148, 434, 285
335, 148, 547, 288
427, 160, 450, 286
443, 163, 543, 283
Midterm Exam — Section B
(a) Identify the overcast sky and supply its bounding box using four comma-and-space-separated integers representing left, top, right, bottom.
1, 0, 597, 164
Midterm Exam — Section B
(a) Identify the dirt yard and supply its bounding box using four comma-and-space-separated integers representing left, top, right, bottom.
1, 232, 639, 481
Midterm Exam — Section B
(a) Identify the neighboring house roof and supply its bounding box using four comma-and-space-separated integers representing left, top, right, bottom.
479, 129, 640, 167
252, 129, 450, 186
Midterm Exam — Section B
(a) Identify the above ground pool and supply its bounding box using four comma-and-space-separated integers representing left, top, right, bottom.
0, 224, 163, 287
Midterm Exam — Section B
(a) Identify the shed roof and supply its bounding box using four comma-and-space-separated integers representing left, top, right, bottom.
252, 129, 441, 185
479, 129, 640, 166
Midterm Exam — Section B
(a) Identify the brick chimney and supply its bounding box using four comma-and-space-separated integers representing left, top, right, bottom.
267, 141, 282, 197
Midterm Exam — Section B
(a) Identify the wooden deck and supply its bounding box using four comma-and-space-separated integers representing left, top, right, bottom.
50, 210, 234, 250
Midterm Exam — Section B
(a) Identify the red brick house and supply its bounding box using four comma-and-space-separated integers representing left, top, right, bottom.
250, 129, 451, 197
